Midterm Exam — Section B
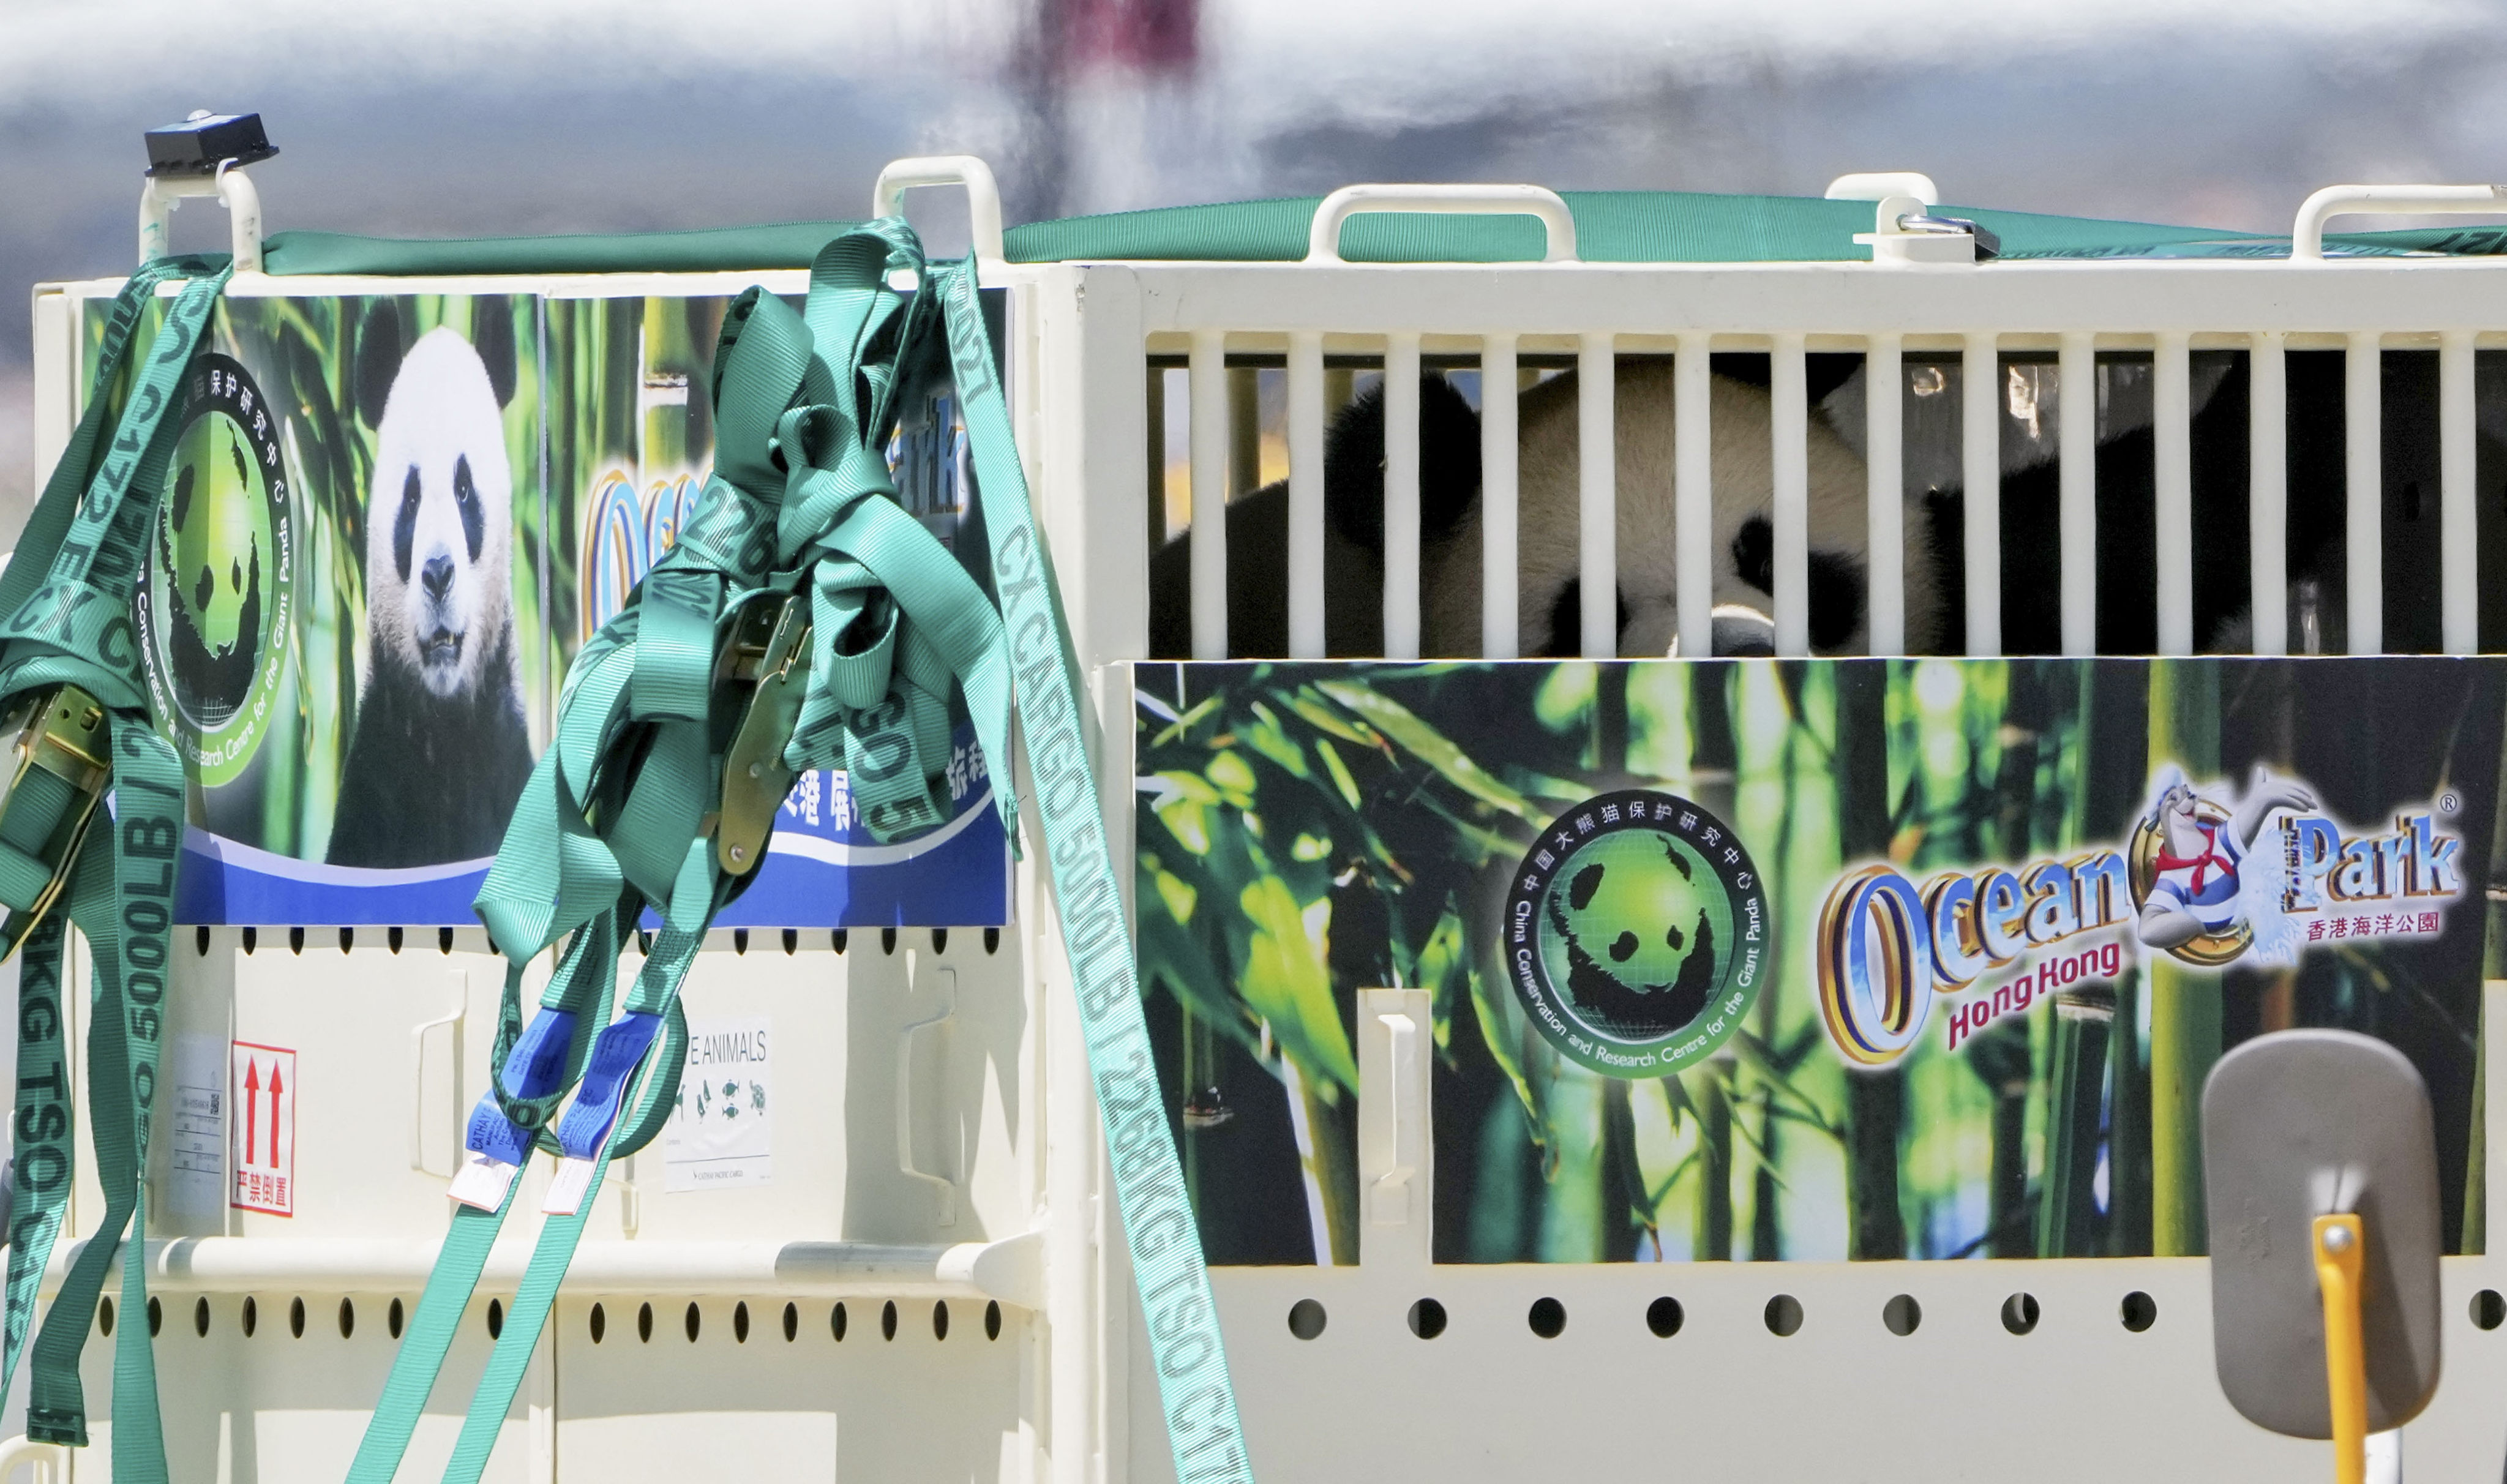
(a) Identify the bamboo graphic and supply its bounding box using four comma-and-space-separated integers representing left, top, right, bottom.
1688, 661, 1739, 1260
2148, 659, 2223, 1256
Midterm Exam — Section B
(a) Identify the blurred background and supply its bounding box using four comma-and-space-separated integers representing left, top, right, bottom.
3, 0, 2506, 528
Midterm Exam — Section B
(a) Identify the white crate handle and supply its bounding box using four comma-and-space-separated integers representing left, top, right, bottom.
409, 969, 466, 1177
2292, 184, 2507, 261
0, 1434, 67, 1484
872, 155, 1006, 266
138, 160, 264, 272
1305, 184, 1579, 264
897, 966, 959, 1226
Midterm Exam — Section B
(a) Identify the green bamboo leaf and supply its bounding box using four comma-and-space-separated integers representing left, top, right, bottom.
1726, 1029, 1845, 1139
1242, 701, 1314, 779
1316, 736, 1364, 811
1235, 875, 1361, 1095
1314, 680, 1540, 822
1467, 963, 1546, 1152
1280, 687, 1387, 750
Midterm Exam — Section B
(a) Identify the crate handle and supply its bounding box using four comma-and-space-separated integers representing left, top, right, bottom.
138, 160, 264, 273
2292, 184, 2507, 261
409, 969, 465, 1178
1305, 183, 1578, 265
872, 155, 1007, 267
897, 965, 959, 1227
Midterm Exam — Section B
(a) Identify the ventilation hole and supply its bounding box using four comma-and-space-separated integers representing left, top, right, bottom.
638, 1302, 653, 1343
242, 1297, 257, 1336
684, 1302, 700, 1343
1406, 1299, 1446, 1339
733, 928, 750, 956
933, 1301, 950, 1341
881, 1300, 898, 1340
1287, 1299, 1327, 1340
2475, 1291, 2506, 1330
1765, 1295, 1804, 1337
1646, 1297, 1684, 1338
339, 927, 354, 953
388, 1297, 404, 1339
2120, 1292, 2157, 1332
733, 1301, 750, 1343
984, 927, 1000, 954
880, 928, 897, 955
1527, 1297, 1566, 1339
149, 1296, 162, 1336
194, 924, 211, 956
486, 1298, 503, 1340
2002, 1292, 2041, 1335
194, 1297, 210, 1337
1883, 1294, 1921, 1336
290, 1296, 305, 1338
438, 926, 454, 954
781, 929, 798, 956
99, 1297, 113, 1335
241, 927, 257, 954
832, 1302, 849, 1341
932, 928, 949, 954
288, 926, 304, 954
985, 1301, 1002, 1340
590, 1303, 605, 1344
834, 929, 849, 954
388, 926, 404, 954
782, 1302, 798, 1342
337, 1298, 353, 1338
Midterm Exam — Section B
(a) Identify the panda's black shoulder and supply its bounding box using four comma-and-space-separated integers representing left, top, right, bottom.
1324, 375, 1482, 553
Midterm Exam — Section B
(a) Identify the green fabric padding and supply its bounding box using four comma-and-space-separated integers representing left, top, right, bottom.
256, 190, 2507, 277
261, 221, 863, 277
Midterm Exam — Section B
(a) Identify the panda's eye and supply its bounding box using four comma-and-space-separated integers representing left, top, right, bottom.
452, 455, 485, 563
393, 465, 421, 585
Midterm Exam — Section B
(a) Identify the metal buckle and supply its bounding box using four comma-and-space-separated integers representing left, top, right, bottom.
713, 594, 813, 876
0, 685, 111, 961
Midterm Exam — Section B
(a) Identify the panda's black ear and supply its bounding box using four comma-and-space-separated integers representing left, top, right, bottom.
1323, 375, 1482, 555
353, 299, 405, 432
470, 296, 519, 408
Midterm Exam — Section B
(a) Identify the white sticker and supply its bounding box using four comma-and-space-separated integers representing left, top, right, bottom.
448, 1149, 518, 1212
541, 1156, 598, 1215
230, 1041, 296, 1216
664, 1016, 771, 1191
168, 1033, 225, 1217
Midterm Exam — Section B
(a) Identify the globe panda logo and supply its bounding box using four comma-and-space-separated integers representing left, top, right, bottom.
1506, 789, 1768, 1078
326, 300, 536, 868
137, 353, 295, 786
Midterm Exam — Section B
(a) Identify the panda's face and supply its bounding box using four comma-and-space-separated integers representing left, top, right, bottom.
366, 327, 513, 699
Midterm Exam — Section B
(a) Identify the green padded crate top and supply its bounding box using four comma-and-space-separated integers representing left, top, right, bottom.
255, 189, 2506, 277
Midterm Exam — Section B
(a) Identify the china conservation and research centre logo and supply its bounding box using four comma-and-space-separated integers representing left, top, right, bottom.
1505, 789, 1770, 1079
137, 353, 294, 786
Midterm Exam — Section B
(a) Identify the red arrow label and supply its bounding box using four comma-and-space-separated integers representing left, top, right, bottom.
242, 1059, 261, 1166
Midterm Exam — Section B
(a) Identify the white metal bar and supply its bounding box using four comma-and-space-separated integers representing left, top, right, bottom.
2058, 332, 2097, 656
1676, 333, 1714, 656
1962, 333, 2001, 656
1287, 331, 1327, 659
2154, 331, 2194, 656
2441, 328, 2478, 654
2347, 331, 2384, 654
2249, 331, 2289, 656
1481, 335, 1521, 659
1384, 334, 1423, 659
1864, 335, 1905, 657
1771, 333, 1810, 656
1579, 332, 1617, 657
1187, 329, 1229, 659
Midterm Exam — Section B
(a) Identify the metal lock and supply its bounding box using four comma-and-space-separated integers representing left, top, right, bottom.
0, 685, 111, 961
713, 594, 813, 877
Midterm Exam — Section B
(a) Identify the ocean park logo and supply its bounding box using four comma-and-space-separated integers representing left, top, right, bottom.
1504, 789, 1769, 1079
1815, 766, 2464, 1068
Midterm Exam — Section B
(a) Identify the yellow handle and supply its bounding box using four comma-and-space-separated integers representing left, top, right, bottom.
2313, 1213, 2368, 1484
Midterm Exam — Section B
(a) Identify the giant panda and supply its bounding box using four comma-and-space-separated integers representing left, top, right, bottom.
327, 301, 536, 868
1150, 359, 1939, 660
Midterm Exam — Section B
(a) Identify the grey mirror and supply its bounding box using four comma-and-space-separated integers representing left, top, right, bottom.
2203, 1029, 2442, 1447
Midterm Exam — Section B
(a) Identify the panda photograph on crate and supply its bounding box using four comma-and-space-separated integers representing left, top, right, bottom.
1150, 351, 2480, 660
327, 298, 535, 868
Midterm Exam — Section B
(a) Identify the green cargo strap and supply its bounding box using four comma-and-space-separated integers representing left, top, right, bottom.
0, 252, 233, 1484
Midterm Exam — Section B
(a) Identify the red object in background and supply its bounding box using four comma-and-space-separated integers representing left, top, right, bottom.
1051, 0, 1197, 72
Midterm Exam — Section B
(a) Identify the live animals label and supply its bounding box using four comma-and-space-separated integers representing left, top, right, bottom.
664, 1016, 771, 1191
